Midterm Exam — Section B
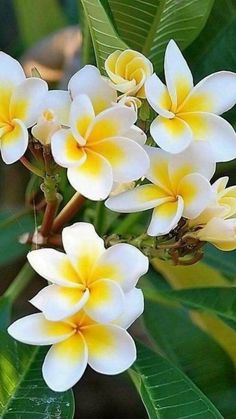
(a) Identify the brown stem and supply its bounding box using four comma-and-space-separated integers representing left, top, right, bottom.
40, 197, 60, 237
20, 156, 44, 177
52, 193, 86, 233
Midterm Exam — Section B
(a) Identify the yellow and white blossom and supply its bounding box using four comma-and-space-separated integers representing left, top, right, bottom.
105, 49, 153, 98
32, 90, 71, 145
106, 143, 215, 236
194, 217, 236, 251
145, 40, 236, 161
51, 95, 149, 200
8, 295, 142, 391
27, 222, 148, 322
0, 52, 48, 163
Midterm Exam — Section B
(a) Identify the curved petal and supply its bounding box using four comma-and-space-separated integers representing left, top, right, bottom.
92, 243, 149, 292
114, 288, 144, 329
196, 218, 236, 251
168, 142, 216, 185
144, 146, 173, 194
86, 105, 137, 143
62, 223, 105, 282
105, 184, 171, 213
68, 64, 117, 113
179, 71, 236, 114
164, 40, 193, 111
178, 173, 213, 218
67, 150, 113, 200
124, 125, 147, 145
42, 90, 71, 125
30, 285, 90, 321
0, 51, 25, 87
91, 137, 149, 182
8, 313, 73, 345
10, 77, 48, 127
85, 279, 125, 323
51, 128, 87, 168
147, 196, 184, 236
69, 94, 95, 145
27, 248, 81, 287
1, 118, 28, 164
83, 325, 136, 374
179, 112, 236, 162
43, 333, 88, 391
150, 115, 192, 154
145, 73, 174, 118
105, 50, 124, 83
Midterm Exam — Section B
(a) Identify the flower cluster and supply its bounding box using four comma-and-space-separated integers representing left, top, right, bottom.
8, 223, 148, 391
4, 37, 236, 392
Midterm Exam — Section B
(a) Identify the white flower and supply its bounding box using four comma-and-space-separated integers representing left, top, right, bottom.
145, 40, 236, 162
8, 292, 142, 392
51, 95, 149, 200
105, 49, 153, 98
32, 90, 71, 145
194, 217, 236, 251
27, 222, 148, 322
106, 143, 215, 236
0, 52, 48, 163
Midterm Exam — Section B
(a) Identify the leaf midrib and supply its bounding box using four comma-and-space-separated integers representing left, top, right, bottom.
142, 0, 167, 56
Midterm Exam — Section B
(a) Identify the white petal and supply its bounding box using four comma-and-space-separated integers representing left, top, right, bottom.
69, 94, 95, 145
68, 64, 117, 114
91, 137, 150, 182
42, 90, 71, 125
147, 196, 184, 236
84, 325, 136, 374
164, 40, 193, 111
144, 145, 173, 193
105, 184, 171, 213
86, 105, 137, 143
178, 173, 213, 218
43, 334, 88, 391
93, 243, 149, 292
27, 249, 81, 287
30, 285, 89, 321
67, 150, 113, 200
1, 119, 28, 164
179, 71, 236, 114
179, 112, 236, 162
8, 313, 73, 345
124, 125, 147, 145
51, 128, 87, 168
113, 288, 144, 329
145, 73, 174, 118
85, 279, 125, 323
150, 115, 192, 153
0, 52, 25, 87
62, 222, 105, 279
10, 77, 48, 127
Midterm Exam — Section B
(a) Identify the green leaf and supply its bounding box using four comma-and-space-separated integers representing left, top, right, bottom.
13, 0, 67, 47
80, 0, 127, 72
107, 0, 214, 72
0, 211, 34, 267
129, 342, 223, 418
0, 331, 75, 418
204, 245, 236, 280
0, 298, 11, 331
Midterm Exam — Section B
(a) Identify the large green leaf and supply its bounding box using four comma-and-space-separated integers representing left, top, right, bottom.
0, 331, 74, 418
129, 342, 223, 418
143, 296, 236, 417
80, 0, 127, 73
107, 0, 214, 72
0, 211, 33, 267
204, 245, 236, 280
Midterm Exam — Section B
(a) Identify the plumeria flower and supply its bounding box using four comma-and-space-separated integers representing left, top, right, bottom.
32, 90, 71, 145
145, 40, 236, 161
105, 49, 153, 98
193, 217, 236, 251
51, 94, 149, 200
190, 176, 236, 226
106, 143, 215, 236
0, 52, 48, 163
27, 222, 148, 322
8, 290, 143, 392
68, 64, 117, 114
